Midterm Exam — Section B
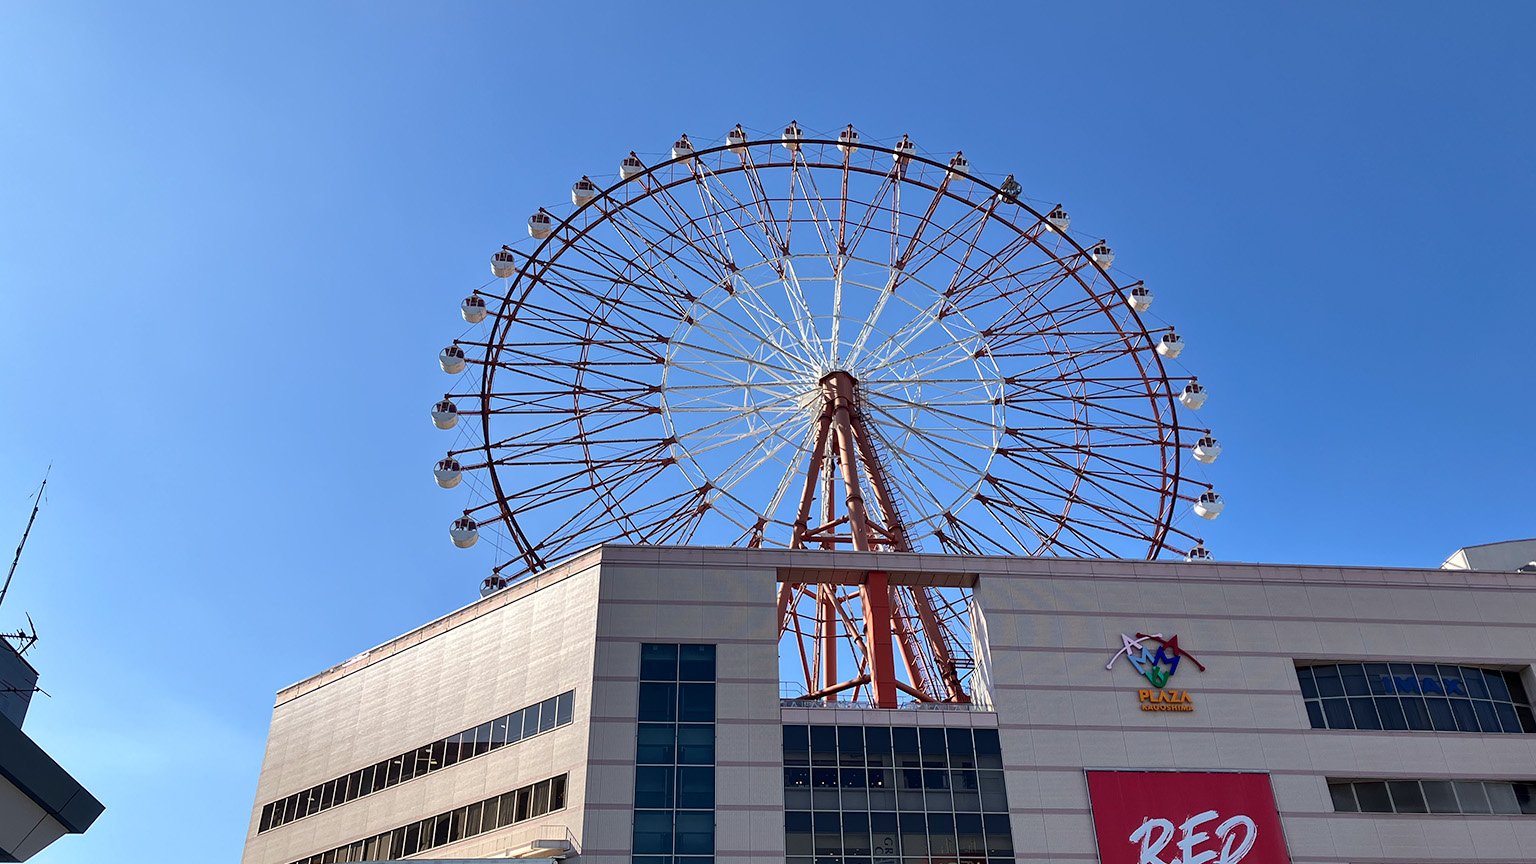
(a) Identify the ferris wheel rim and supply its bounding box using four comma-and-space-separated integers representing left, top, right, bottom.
455, 131, 1210, 574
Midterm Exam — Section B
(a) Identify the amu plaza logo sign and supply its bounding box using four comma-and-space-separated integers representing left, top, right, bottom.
1106, 632, 1207, 712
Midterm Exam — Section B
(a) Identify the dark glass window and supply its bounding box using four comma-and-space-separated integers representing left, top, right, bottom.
634, 644, 716, 861
641, 643, 679, 682
633, 811, 674, 854
1328, 782, 1357, 812
636, 766, 674, 808
1354, 781, 1392, 812
639, 683, 679, 722
1299, 663, 1535, 734
678, 724, 714, 764
677, 767, 713, 808
1422, 780, 1459, 813
679, 683, 715, 722
678, 644, 715, 681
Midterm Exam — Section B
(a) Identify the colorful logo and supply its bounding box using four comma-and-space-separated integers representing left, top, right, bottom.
1107, 632, 1206, 712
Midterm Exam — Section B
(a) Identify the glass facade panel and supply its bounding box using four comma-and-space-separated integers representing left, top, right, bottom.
634, 644, 716, 861
785, 722, 1013, 864
1298, 663, 1535, 734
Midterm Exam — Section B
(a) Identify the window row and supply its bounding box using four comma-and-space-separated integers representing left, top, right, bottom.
786, 810, 1014, 858
260, 690, 574, 832
287, 773, 568, 864
1329, 778, 1536, 816
784, 725, 1003, 769
1298, 663, 1535, 734
641, 643, 717, 683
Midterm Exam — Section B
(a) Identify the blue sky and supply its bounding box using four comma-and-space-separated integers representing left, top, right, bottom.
1, 3, 1532, 862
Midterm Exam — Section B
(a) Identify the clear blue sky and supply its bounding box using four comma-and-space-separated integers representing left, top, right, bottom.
1, 3, 1532, 861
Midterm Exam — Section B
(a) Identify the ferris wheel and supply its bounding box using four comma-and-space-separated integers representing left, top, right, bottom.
431, 122, 1223, 704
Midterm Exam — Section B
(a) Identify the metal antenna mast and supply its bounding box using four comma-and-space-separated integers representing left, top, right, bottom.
1, 469, 48, 613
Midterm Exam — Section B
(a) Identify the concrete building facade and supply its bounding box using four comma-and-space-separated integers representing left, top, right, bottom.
244, 544, 1536, 864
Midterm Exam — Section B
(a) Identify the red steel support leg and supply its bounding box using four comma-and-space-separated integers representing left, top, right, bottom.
864, 570, 899, 709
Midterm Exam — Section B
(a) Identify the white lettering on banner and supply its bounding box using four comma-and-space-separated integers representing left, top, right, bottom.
1127, 810, 1258, 864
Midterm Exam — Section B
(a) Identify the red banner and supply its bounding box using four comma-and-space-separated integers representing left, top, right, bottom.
1086, 771, 1292, 864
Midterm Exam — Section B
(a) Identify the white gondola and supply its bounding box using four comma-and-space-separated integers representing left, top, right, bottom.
527, 210, 554, 239
619, 153, 644, 180
460, 295, 488, 324
726, 124, 748, 152
1156, 332, 1185, 359
837, 124, 860, 154
1193, 491, 1225, 520
781, 121, 803, 152
439, 345, 467, 374
1192, 436, 1222, 464
434, 457, 463, 489
998, 176, 1022, 203
430, 399, 460, 430
1090, 241, 1115, 269
948, 151, 970, 176
892, 134, 916, 166
1178, 381, 1208, 410
1126, 282, 1154, 313
1046, 205, 1071, 233
491, 249, 516, 278
480, 573, 508, 597
449, 516, 479, 548
571, 177, 598, 206
1185, 545, 1214, 563
671, 134, 695, 161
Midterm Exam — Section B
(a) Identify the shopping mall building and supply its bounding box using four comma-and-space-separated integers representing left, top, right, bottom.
242, 539, 1536, 864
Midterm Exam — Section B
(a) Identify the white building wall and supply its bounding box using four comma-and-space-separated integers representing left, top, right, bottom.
242, 556, 603, 864
975, 558, 1536, 864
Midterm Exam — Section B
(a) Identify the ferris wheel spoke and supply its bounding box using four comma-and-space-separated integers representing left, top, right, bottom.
689, 161, 778, 273
735, 151, 791, 256
703, 414, 811, 509
677, 407, 806, 459
599, 200, 735, 297
908, 199, 995, 298
995, 453, 1163, 536
777, 257, 827, 366
859, 403, 993, 498
723, 269, 825, 372
754, 420, 820, 537
669, 337, 804, 382
944, 222, 1054, 308
635, 177, 740, 280
791, 151, 841, 261
669, 389, 806, 446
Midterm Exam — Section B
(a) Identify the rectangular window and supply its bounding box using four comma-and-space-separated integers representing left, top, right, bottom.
635, 644, 716, 861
